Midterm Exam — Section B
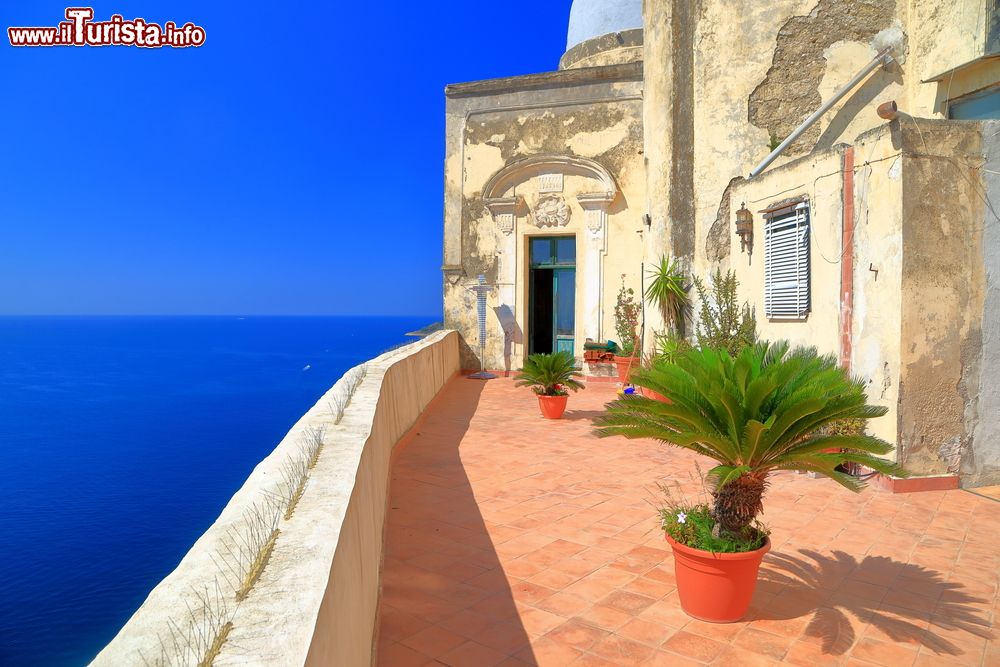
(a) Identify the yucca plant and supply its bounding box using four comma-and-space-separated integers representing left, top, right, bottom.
594, 341, 907, 537
515, 351, 584, 396
646, 331, 692, 367
645, 256, 689, 335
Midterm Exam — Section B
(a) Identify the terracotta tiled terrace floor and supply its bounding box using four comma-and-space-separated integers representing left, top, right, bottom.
376, 378, 999, 667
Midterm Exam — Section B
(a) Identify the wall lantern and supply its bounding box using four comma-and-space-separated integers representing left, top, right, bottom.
735, 202, 754, 254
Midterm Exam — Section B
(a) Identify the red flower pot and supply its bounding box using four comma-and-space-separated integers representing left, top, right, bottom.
665, 534, 770, 623
614, 355, 638, 383
537, 394, 568, 419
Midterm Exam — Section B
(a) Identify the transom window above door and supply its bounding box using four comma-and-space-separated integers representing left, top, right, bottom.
530, 237, 576, 267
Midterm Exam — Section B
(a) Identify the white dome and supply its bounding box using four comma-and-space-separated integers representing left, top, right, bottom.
566, 0, 643, 51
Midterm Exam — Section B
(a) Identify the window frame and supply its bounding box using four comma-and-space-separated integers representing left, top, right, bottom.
763, 201, 811, 321
529, 236, 576, 268
988, 0, 1000, 55
948, 83, 1000, 120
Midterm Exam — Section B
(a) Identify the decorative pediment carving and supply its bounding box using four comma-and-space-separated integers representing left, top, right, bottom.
538, 173, 564, 193
576, 191, 615, 236
482, 154, 618, 201
485, 196, 524, 236
533, 194, 571, 228
482, 156, 619, 237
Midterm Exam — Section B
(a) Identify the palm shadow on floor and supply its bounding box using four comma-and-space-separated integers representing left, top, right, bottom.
756, 549, 993, 657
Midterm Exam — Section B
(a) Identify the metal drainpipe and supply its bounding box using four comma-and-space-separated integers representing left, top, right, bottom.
639, 260, 646, 362
749, 47, 893, 179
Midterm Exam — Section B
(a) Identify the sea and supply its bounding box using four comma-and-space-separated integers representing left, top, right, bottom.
0, 316, 433, 666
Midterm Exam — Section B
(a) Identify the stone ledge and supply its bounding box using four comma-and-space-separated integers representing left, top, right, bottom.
444, 61, 643, 98
92, 330, 461, 667
874, 473, 961, 493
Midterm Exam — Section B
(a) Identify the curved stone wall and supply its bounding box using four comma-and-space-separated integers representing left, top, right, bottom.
92, 330, 460, 666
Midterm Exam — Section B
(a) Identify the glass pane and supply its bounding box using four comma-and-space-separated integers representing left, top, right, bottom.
951, 88, 1000, 120
555, 238, 576, 264
554, 269, 575, 337
530, 238, 551, 265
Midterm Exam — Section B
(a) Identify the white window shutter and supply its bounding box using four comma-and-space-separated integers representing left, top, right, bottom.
764, 203, 810, 319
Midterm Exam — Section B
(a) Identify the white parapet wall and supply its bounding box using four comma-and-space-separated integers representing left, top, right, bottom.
92, 329, 460, 667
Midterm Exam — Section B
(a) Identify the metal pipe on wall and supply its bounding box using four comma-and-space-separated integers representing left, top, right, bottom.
749, 48, 893, 179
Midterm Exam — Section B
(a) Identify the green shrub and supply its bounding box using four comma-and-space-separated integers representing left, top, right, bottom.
614, 278, 641, 357
693, 269, 757, 356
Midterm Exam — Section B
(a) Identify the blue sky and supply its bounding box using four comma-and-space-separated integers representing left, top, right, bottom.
0, 2, 572, 315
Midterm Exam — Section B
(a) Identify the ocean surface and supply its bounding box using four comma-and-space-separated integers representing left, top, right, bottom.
0, 316, 432, 666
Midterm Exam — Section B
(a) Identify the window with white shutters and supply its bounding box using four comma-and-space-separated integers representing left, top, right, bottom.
764, 202, 810, 319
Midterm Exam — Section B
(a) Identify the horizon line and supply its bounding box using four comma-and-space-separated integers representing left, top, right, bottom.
0, 313, 441, 318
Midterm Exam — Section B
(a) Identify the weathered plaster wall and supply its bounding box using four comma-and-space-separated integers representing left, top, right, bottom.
932, 58, 1000, 119
443, 65, 645, 371
688, 0, 907, 282
710, 118, 997, 477
905, 0, 993, 116
668, 0, 696, 266
637, 1, 999, 482
747, 0, 900, 155
967, 120, 1000, 486
898, 121, 986, 477
93, 332, 460, 667
850, 125, 905, 449
728, 148, 846, 356
642, 2, 671, 266
692, 0, 818, 277
720, 116, 997, 480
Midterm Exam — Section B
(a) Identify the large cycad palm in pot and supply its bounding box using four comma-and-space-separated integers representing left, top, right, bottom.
593, 341, 907, 620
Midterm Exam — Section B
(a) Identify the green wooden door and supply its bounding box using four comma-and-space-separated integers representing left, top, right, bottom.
553, 268, 575, 354
528, 237, 576, 355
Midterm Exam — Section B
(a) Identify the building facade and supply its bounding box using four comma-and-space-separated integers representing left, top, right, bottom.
442, 0, 1000, 488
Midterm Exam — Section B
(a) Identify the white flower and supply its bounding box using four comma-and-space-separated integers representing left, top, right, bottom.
677, 512, 687, 524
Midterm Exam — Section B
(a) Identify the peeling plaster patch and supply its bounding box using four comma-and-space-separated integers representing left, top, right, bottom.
516, 138, 544, 155
937, 436, 963, 474
566, 122, 630, 157
748, 0, 897, 155
872, 21, 906, 64
707, 177, 741, 263
464, 106, 632, 173
888, 156, 902, 180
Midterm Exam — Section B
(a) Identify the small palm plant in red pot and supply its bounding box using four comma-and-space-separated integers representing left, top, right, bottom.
594, 341, 907, 622
515, 351, 584, 419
